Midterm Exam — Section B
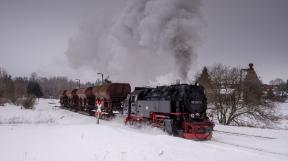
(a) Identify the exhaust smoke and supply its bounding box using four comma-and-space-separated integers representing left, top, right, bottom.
66, 0, 203, 86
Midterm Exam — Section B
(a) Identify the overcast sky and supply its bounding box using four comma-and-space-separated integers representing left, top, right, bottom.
0, 0, 287, 84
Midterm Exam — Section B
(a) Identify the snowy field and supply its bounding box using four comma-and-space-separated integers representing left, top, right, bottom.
0, 99, 288, 161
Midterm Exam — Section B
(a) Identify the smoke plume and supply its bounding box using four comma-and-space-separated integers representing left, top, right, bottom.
66, 0, 203, 86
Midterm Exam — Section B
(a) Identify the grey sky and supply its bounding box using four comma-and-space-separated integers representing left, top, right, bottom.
0, 0, 287, 84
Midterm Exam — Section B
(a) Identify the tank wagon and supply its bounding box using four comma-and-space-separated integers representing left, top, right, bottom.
124, 84, 214, 140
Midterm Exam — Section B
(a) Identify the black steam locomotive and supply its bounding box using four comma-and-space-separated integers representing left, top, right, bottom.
124, 83, 214, 140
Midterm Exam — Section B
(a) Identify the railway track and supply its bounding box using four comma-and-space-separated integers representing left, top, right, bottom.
210, 139, 288, 157
210, 130, 288, 157
214, 130, 276, 139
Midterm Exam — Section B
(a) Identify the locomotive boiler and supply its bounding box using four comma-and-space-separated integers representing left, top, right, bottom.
124, 84, 214, 140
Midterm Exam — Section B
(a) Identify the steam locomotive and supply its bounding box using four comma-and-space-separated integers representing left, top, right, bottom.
60, 82, 214, 140
124, 84, 214, 140
60, 83, 131, 117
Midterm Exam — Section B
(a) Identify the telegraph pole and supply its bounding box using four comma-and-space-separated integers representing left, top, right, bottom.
97, 73, 104, 84
75, 79, 80, 89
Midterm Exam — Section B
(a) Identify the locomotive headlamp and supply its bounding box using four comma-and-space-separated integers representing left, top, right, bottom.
195, 113, 200, 117
190, 114, 195, 118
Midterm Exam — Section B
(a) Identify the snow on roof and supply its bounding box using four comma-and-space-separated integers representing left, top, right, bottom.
219, 88, 235, 95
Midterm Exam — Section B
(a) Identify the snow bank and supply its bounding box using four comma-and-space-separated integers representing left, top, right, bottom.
0, 99, 95, 125
275, 102, 288, 129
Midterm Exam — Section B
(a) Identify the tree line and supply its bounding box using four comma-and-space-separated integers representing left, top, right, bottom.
0, 67, 81, 104
0, 66, 114, 105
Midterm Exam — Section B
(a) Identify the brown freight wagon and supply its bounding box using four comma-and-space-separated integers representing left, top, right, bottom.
66, 89, 79, 108
60, 90, 69, 106
93, 83, 131, 115
76, 87, 95, 112
64, 90, 72, 106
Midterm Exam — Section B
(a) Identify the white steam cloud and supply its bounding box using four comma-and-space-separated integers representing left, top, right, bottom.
66, 0, 203, 86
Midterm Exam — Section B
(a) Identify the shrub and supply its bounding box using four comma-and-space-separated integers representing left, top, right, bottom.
0, 97, 10, 106
21, 96, 36, 109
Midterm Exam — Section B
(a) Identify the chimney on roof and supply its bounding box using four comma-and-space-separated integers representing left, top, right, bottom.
249, 63, 254, 70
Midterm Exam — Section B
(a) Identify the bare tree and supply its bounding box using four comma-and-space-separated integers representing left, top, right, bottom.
269, 78, 287, 101
38, 76, 79, 98
14, 77, 29, 98
209, 64, 278, 126
270, 78, 285, 86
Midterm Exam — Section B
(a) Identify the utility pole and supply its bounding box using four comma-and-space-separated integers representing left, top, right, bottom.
97, 73, 104, 84
75, 79, 80, 89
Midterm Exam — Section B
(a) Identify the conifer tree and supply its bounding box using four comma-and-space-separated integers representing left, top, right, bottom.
243, 64, 263, 105
196, 66, 213, 102
196, 66, 212, 90
27, 81, 43, 98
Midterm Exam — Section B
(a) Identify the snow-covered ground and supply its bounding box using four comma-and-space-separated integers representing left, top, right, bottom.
0, 99, 288, 161
276, 102, 288, 129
